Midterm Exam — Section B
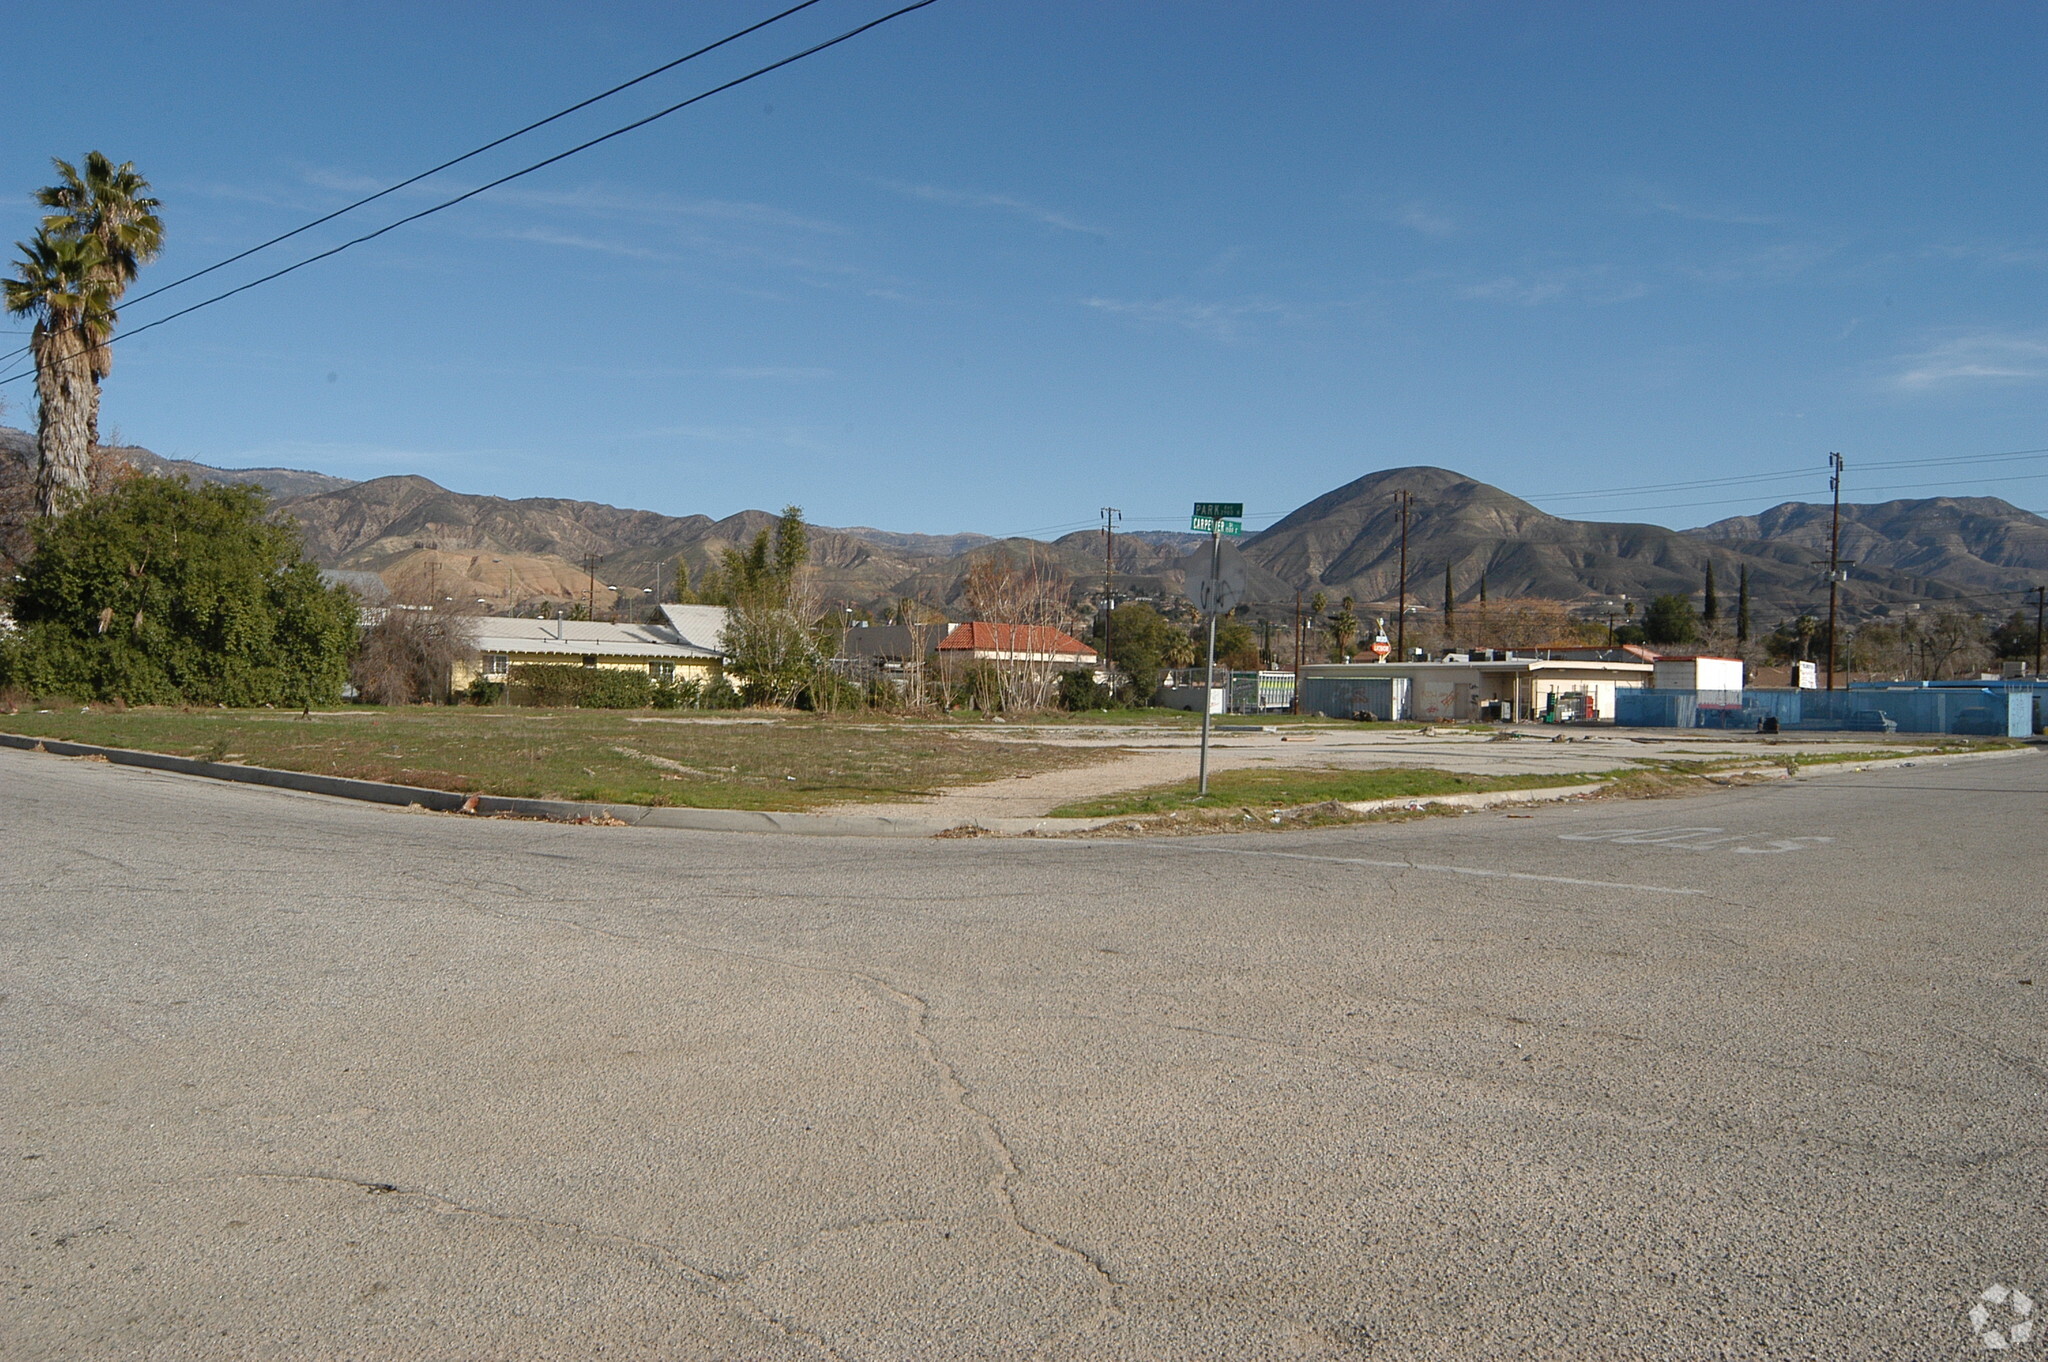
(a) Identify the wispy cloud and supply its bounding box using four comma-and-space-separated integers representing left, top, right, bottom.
1925, 241, 2048, 268
627, 423, 838, 454
491, 226, 681, 263
1080, 295, 1295, 339
1391, 200, 1457, 237
877, 179, 1105, 236
1460, 267, 1647, 306
289, 167, 845, 235
718, 366, 836, 381
1646, 197, 1779, 227
1892, 331, 2048, 391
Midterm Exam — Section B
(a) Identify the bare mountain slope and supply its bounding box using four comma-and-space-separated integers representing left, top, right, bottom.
1692, 496, 2048, 596
9, 425, 2048, 619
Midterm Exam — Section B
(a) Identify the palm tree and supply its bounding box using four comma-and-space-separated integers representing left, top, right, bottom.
6, 230, 114, 516
36, 153, 164, 449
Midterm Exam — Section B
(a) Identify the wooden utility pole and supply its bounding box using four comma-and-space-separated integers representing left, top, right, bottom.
1395, 490, 1411, 659
1292, 590, 1303, 714
2035, 584, 2045, 679
1100, 507, 1120, 678
1825, 453, 1844, 691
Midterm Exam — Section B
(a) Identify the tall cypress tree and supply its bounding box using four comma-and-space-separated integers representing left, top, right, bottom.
1736, 565, 1751, 644
1703, 562, 1719, 627
1443, 563, 1455, 641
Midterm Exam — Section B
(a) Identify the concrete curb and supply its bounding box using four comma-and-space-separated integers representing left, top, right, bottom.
0, 731, 1113, 838
1331, 781, 1613, 816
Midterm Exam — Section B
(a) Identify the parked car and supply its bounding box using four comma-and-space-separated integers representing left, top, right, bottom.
1843, 709, 1898, 734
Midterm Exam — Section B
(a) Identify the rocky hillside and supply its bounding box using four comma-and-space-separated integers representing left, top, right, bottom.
8, 424, 2045, 621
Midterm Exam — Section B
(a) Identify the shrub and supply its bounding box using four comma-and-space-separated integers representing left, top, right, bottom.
798, 670, 866, 712
698, 675, 743, 709
650, 676, 701, 710
2, 474, 356, 705
509, 663, 653, 709
463, 677, 505, 706
1056, 668, 1113, 711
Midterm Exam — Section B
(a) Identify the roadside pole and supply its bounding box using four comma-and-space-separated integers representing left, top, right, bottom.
1188, 501, 1245, 798
1199, 521, 1220, 796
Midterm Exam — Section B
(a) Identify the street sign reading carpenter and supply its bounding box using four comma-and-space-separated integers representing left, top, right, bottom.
1192, 502, 1243, 519
1190, 516, 1243, 535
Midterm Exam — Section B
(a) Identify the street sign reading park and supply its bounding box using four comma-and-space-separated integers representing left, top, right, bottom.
1192, 502, 1243, 519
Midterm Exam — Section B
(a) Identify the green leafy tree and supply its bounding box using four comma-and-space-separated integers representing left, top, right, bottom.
1095, 600, 1182, 699
1642, 593, 1699, 646
1991, 609, 2039, 661
713, 505, 819, 705
1, 475, 357, 704
1210, 617, 1260, 671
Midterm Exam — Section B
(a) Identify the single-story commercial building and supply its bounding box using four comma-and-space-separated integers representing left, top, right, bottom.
1652, 654, 1745, 692
936, 622, 1098, 668
455, 608, 727, 690
1299, 658, 1653, 722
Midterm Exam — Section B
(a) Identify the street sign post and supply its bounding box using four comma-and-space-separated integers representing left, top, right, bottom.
1188, 502, 1246, 796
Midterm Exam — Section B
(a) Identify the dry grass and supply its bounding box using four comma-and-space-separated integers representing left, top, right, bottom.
0, 706, 1115, 810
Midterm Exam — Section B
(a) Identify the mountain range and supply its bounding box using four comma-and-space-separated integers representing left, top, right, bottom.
5, 425, 2044, 625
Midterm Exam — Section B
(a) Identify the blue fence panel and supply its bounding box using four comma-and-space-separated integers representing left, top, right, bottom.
1619, 686, 2033, 734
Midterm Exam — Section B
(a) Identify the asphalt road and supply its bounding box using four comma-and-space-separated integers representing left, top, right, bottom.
2, 744, 2043, 1360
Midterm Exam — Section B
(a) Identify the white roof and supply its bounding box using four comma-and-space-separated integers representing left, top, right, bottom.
658, 603, 731, 653
472, 616, 719, 660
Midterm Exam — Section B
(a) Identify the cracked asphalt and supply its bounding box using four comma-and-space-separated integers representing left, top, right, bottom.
1, 744, 2043, 1359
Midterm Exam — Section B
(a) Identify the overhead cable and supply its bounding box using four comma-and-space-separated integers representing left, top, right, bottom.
0, 0, 941, 390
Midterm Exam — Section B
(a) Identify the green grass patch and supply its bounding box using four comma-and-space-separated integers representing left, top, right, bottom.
0, 706, 1114, 811
1049, 765, 1604, 818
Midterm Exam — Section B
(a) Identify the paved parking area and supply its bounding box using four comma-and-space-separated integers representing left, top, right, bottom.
2, 744, 2040, 1358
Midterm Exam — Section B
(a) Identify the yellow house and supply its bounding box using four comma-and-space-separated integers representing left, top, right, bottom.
454, 608, 727, 689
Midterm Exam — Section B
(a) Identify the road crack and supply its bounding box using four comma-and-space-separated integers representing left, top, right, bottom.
862, 977, 1124, 1331
243, 1171, 847, 1360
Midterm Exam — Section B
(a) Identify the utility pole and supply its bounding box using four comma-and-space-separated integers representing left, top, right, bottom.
1292, 590, 1303, 714
585, 553, 600, 622
2035, 584, 2045, 679
1825, 452, 1844, 691
1101, 507, 1120, 679
1395, 490, 1411, 660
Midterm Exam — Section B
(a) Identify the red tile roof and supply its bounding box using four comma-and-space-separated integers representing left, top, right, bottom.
937, 622, 1098, 656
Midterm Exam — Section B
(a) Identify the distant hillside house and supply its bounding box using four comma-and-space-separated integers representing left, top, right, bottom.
456, 611, 726, 690
937, 622, 1098, 667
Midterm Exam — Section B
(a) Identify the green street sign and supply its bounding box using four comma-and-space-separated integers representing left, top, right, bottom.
1192, 501, 1244, 519
1191, 515, 1243, 536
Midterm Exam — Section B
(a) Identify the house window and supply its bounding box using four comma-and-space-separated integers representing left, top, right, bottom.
483, 654, 509, 677
649, 661, 676, 682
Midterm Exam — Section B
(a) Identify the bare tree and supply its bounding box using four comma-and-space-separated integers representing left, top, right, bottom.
350, 566, 478, 704
963, 546, 1072, 711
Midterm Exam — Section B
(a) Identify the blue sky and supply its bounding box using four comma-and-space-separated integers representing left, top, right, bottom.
7, 1, 2048, 537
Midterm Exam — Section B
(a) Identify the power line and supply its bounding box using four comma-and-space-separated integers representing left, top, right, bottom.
0, 0, 941, 391
0, 0, 832, 374
1531, 444, 2048, 506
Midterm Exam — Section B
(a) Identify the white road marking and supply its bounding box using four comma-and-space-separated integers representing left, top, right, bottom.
1559, 826, 1835, 854
1184, 846, 1706, 896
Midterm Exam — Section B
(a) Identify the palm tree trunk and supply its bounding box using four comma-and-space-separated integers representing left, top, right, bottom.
32, 325, 94, 517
